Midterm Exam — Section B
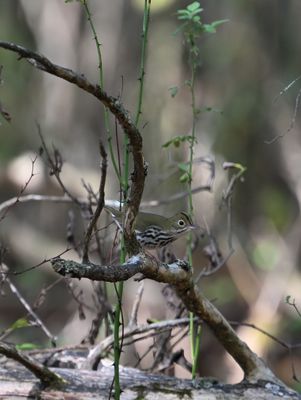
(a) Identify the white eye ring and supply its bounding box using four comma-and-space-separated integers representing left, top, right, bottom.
178, 219, 185, 227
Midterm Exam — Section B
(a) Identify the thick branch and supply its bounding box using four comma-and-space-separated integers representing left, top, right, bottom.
0, 363, 297, 400
0, 342, 65, 388
51, 256, 279, 384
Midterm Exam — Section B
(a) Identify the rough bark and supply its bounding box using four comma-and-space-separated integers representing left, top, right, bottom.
0, 364, 299, 400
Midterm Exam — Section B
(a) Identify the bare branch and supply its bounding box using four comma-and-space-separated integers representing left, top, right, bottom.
38, 127, 84, 208
0, 341, 66, 388
82, 316, 197, 370
286, 296, 301, 318
82, 142, 107, 262
0, 195, 123, 215
0, 156, 37, 222
51, 255, 280, 384
129, 281, 144, 327
0, 264, 56, 344
265, 76, 301, 144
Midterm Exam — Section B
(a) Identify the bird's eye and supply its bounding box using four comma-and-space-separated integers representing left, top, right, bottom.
177, 219, 186, 227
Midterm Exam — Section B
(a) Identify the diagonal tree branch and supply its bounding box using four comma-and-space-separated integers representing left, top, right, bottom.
0, 341, 66, 388
51, 255, 280, 385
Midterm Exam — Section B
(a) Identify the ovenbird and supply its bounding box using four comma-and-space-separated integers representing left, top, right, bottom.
104, 206, 196, 249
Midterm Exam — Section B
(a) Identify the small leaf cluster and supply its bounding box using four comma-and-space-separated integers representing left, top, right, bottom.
162, 136, 197, 183
162, 135, 196, 149
178, 162, 192, 183
175, 1, 228, 65
163, 136, 197, 182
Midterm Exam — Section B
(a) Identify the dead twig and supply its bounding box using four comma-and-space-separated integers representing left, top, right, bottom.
230, 321, 301, 382
129, 282, 144, 327
38, 126, 85, 210
0, 264, 56, 345
265, 76, 301, 144
82, 142, 107, 262
0, 156, 37, 222
83, 316, 198, 370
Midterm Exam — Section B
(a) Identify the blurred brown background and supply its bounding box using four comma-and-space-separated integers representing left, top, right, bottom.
0, 0, 301, 390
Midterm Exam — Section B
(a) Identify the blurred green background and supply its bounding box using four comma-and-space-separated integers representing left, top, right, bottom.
0, 0, 301, 389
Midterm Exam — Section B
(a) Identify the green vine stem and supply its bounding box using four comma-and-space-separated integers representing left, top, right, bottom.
114, 1, 151, 399
80, 2, 127, 398
82, 0, 121, 184
123, 0, 151, 194
175, 1, 227, 379
187, 61, 199, 379
135, 0, 151, 127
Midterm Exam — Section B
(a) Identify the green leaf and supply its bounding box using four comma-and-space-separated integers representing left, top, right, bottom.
173, 139, 181, 147
178, 162, 190, 172
196, 106, 224, 115
203, 19, 229, 34
173, 22, 188, 36
16, 343, 39, 350
177, 10, 190, 16
177, 2, 203, 22
10, 318, 30, 330
179, 173, 190, 183
178, 15, 190, 21
187, 2, 203, 13
203, 24, 216, 34
162, 135, 196, 148
168, 86, 178, 98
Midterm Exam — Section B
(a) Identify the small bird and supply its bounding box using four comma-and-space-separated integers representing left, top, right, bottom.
104, 206, 196, 249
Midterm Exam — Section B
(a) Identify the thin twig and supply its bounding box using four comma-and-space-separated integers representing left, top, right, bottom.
129, 282, 144, 327
0, 194, 124, 215
265, 77, 301, 145
0, 156, 37, 222
273, 76, 301, 103
0, 264, 56, 345
83, 316, 198, 370
286, 296, 301, 318
82, 142, 107, 262
38, 126, 84, 209
10, 248, 71, 276
230, 321, 301, 382
0, 277, 63, 342
0, 189, 211, 216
